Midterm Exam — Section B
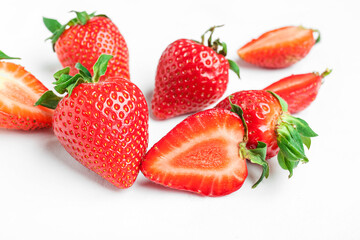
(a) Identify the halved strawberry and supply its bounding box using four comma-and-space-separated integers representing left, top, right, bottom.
238, 26, 320, 68
264, 69, 331, 113
141, 108, 268, 196
0, 51, 53, 130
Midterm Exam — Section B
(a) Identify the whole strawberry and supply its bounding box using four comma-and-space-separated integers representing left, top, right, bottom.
152, 25, 240, 119
36, 55, 148, 188
238, 26, 320, 68
215, 90, 317, 177
43, 11, 129, 80
0, 50, 53, 130
264, 69, 332, 114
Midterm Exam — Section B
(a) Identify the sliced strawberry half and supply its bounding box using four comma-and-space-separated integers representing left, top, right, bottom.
264, 69, 331, 113
238, 26, 320, 68
0, 59, 53, 130
141, 108, 268, 196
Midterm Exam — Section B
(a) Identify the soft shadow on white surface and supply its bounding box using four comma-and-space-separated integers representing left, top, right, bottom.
44, 137, 120, 191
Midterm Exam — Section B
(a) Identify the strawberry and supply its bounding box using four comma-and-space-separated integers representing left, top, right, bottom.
36, 55, 148, 188
0, 51, 53, 130
238, 26, 320, 68
141, 105, 269, 196
43, 11, 129, 80
264, 69, 332, 114
215, 90, 317, 177
152, 25, 240, 120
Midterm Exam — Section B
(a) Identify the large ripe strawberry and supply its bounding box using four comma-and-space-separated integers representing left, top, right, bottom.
152, 25, 240, 120
36, 55, 148, 188
215, 90, 317, 177
0, 50, 53, 130
141, 105, 270, 196
43, 11, 129, 80
238, 26, 320, 68
264, 69, 332, 114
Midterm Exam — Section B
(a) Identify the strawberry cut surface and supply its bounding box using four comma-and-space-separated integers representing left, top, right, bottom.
264, 70, 330, 114
0, 62, 53, 130
238, 26, 317, 68
141, 109, 248, 196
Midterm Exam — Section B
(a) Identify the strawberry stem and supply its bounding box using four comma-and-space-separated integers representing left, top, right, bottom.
321, 68, 332, 78
197, 25, 241, 78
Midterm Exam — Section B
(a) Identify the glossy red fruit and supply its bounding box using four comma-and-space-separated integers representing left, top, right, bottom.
238, 26, 320, 68
36, 55, 148, 188
215, 90, 317, 177
264, 69, 331, 114
216, 90, 281, 159
152, 25, 240, 119
0, 51, 53, 130
44, 11, 129, 80
141, 109, 248, 196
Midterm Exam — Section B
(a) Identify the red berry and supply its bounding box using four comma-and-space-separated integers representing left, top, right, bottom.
37, 55, 149, 188
216, 90, 281, 159
215, 90, 317, 177
264, 69, 331, 113
238, 26, 320, 68
152, 26, 240, 119
44, 12, 129, 81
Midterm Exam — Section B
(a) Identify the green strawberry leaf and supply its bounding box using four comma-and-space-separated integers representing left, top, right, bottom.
246, 141, 269, 188
301, 135, 311, 149
36, 54, 114, 110
53, 67, 71, 81
267, 91, 288, 113
66, 77, 86, 96
229, 96, 248, 141
43, 17, 62, 34
54, 74, 81, 94
0, 50, 20, 60
73, 11, 90, 25
34, 90, 63, 109
92, 54, 113, 82
75, 62, 92, 81
283, 115, 318, 138
44, 11, 102, 50
228, 59, 240, 79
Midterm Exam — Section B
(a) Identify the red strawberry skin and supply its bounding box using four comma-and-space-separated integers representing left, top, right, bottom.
238, 26, 317, 68
215, 90, 281, 159
141, 108, 248, 196
53, 78, 148, 188
264, 72, 324, 114
0, 62, 53, 130
55, 17, 130, 80
152, 39, 229, 119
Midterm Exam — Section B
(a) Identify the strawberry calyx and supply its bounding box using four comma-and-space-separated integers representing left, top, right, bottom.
229, 97, 269, 188
268, 91, 318, 177
0, 50, 20, 60
35, 54, 113, 109
43, 11, 107, 50
193, 25, 240, 78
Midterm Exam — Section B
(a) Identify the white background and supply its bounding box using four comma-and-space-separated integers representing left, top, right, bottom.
1, 0, 359, 239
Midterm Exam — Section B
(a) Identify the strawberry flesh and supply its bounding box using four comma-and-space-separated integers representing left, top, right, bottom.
0, 62, 53, 130
264, 71, 326, 113
238, 26, 316, 68
141, 109, 248, 196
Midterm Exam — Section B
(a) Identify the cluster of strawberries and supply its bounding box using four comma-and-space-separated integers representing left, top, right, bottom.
0, 11, 330, 196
